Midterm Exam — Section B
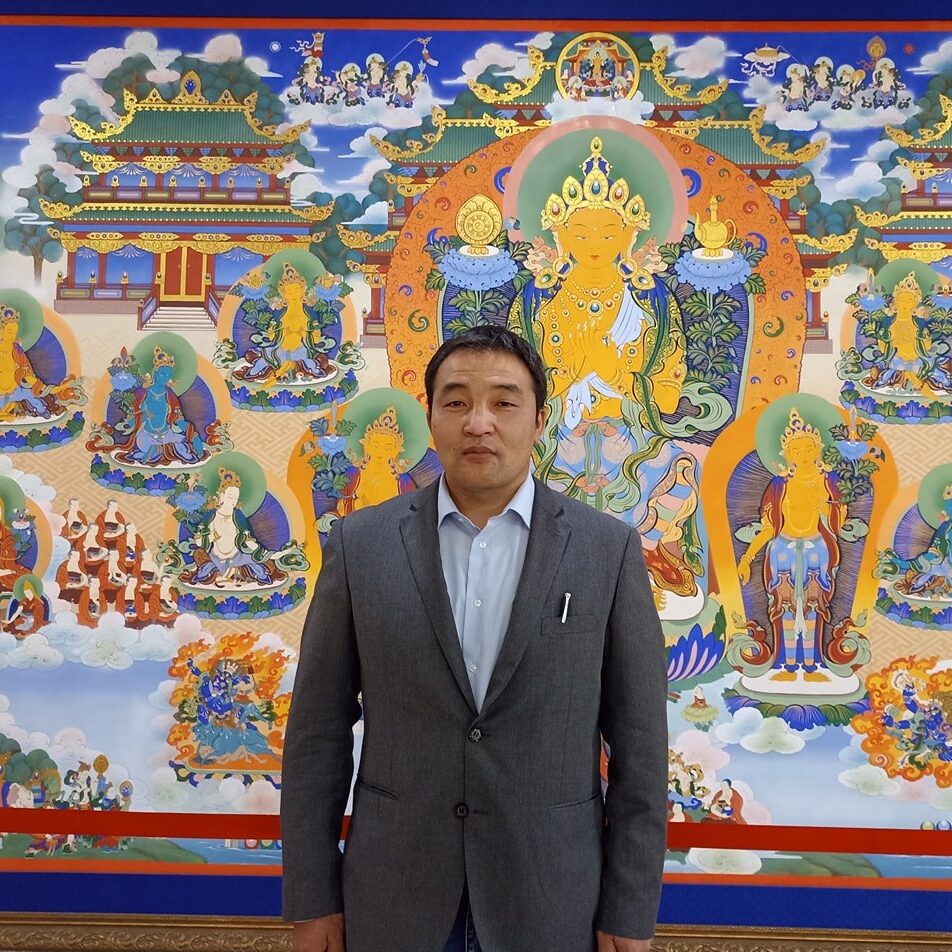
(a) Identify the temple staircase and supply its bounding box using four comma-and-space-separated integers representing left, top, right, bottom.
145, 304, 215, 331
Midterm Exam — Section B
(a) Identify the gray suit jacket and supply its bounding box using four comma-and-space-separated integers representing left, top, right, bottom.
282, 478, 668, 952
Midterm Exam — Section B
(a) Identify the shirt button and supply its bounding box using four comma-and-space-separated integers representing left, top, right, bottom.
478, 541, 487, 549
469, 664, 477, 673
473, 598, 482, 607
454, 802, 469, 818
468, 728, 482, 743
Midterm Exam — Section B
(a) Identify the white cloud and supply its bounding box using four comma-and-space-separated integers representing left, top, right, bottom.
0, 694, 9, 712
670, 37, 738, 79
342, 128, 388, 159
38, 610, 179, 669
866, 138, 900, 164
288, 171, 327, 202
687, 848, 762, 874
838, 731, 869, 767
346, 201, 389, 227
336, 158, 390, 192
444, 42, 535, 85
834, 161, 890, 201
740, 717, 807, 755
547, 92, 654, 125
56, 31, 179, 82
146, 766, 192, 810
838, 763, 901, 797
516, 33, 554, 52
190, 36, 279, 77
5, 633, 64, 670
715, 707, 763, 745
170, 613, 211, 646
129, 624, 179, 662
651, 34, 675, 53
910, 39, 952, 75
220, 777, 281, 814
671, 728, 730, 774
197, 34, 243, 64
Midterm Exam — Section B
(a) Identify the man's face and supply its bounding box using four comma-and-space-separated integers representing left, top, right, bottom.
428, 349, 545, 504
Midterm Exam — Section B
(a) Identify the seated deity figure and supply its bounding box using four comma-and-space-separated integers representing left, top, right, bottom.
233, 262, 333, 386
509, 135, 702, 609
110, 347, 207, 466
338, 406, 415, 515
863, 271, 952, 396
879, 483, 952, 601
0, 305, 80, 422
184, 469, 287, 589
738, 408, 846, 681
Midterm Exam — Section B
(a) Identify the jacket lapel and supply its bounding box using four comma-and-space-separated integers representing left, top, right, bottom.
400, 482, 478, 714
481, 480, 570, 712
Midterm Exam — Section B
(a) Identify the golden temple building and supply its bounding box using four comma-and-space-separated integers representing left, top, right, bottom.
43, 71, 332, 329
860, 94, 952, 270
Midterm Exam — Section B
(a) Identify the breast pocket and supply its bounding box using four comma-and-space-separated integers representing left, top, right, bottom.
541, 613, 598, 636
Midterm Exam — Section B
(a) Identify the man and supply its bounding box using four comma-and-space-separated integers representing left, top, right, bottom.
282, 325, 668, 952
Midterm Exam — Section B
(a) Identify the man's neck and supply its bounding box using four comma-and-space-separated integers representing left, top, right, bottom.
444, 473, 529, 529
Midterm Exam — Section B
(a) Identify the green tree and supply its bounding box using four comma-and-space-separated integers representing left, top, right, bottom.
3, 165, 75, 283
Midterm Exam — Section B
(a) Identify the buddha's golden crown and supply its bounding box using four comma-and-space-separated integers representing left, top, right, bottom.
541, 136, 650, 232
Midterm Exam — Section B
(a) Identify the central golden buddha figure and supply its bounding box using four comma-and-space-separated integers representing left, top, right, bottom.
509, 135, 702, 615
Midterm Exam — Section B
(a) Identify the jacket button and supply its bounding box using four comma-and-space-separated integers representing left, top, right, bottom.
468, 728, 482, 743
454, 802, 469, 818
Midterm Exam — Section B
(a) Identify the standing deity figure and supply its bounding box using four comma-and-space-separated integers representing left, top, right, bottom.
510, 136, 702, 610
364, 53, 389, 98
234, 262, 332, 385
738, 409, 845, 681
863, 271, 952, 396
338, 406, 414, 514
389, 61, 416, 107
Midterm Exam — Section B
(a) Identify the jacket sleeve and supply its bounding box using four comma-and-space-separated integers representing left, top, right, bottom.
596, 527, 669, 939
281, 518, 362, 921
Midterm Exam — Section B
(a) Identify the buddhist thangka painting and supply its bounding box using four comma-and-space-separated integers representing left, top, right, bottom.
0, 17, 950, 936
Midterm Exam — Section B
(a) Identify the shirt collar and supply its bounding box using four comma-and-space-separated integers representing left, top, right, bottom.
437, 471, 535, 530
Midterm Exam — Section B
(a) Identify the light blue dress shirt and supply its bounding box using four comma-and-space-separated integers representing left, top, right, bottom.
437, 472, 534, 710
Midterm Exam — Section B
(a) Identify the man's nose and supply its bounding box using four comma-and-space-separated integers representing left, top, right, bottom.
463, 405, 494, 434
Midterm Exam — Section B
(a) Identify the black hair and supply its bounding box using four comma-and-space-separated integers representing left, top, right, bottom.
424, 325, 548, 414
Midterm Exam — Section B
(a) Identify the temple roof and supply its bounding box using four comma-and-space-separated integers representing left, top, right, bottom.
794, 228, 859, 255
40, 200, 320, 227
865, 236, 952, 263
337, 225, 398, 251
855, 205, 952, 230
886, 95, 952, 150
371, 107, 540, 164
69, 71, 309, 147
667, 107, 825, 167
